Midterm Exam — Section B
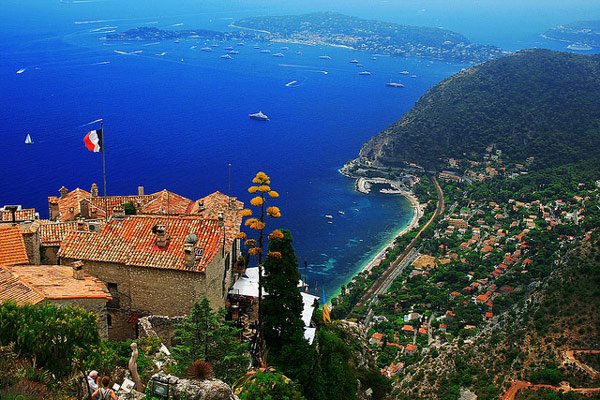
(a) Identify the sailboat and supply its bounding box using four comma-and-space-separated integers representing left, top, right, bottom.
25, 134, 33, 145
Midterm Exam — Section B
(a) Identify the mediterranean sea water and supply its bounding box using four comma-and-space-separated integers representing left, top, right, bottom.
1, 0, 598, 296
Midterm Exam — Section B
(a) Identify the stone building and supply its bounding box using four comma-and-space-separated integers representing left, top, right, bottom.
58, 214, 239, 340
0, 264, 112, 338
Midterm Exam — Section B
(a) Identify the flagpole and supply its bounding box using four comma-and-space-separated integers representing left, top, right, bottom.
100, 120, 107, 197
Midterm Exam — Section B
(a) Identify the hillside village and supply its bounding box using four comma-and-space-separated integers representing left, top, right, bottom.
330, 145, 599, 398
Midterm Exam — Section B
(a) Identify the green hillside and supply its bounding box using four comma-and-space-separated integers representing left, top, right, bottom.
357, 49, 600, 171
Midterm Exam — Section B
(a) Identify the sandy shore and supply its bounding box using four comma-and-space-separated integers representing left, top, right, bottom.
360, 190, 422, 274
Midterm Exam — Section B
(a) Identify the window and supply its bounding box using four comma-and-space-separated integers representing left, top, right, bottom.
107, 282, 120, 309
107, 313, 113, 328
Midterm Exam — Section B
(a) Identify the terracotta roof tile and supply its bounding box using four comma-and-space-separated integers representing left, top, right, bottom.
1, 208, 37, 222
0, 225, 29, 266
7, 265, 111, 301
0, 267, 44, 305
58, 215, 224, 273
38, 220, 100, 246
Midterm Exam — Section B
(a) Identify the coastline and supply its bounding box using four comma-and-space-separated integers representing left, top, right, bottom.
329, 176, 423, 301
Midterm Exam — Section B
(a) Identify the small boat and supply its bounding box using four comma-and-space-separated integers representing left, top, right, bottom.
272, 52, 284, 57
280, 46, 289, 50
157, 52, 167, 56
200, 47, 212, 52
338, 210, 345, 215
359, 71, 372, 76
260, 49, 271, 54
400, 70, 410, 75
25, 134, 33, 145
190, 46, 197, 50
285, 80, 298, 87
386, 81, 404, 88
327, 221, 333, 224
228, 50, 240, 54
296, 51, 303, 55
253, 45, 261, 49
16, 68, 26, 74
237, 42, 245, 46
325, 214, 333, 219
319, 55, 332, 60
371, 56, 377, 60
410, 75, 417, 78
349, 59, 359, 64
211, 44, 220, 47
221, 54, 233, 59
249, 111, 269, 121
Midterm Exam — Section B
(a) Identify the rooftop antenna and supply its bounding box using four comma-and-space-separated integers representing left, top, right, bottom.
228, 163, 232, 198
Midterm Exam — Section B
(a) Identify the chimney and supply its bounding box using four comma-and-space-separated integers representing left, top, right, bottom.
229, 197, 237, 210
72, 261, 85, 280
137, 186, 145, 196
183, 233, 198, 267
76, 219, 87, 231
197, 200, 205, 213
112, 205, 125, 219
218, 212, 224, 228
3, 205, 19, 225
90, 183, 99, 197
59, 186, 68, 199
152, 223, 169, 247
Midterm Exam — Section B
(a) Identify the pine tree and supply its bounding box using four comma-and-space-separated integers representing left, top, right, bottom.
171, 297, 250, 383
262, 230, 306, 358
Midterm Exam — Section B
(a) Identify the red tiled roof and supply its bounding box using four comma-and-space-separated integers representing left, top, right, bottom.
0, 226, 29, 266
191, 192, 244, 252
402, 325, 415, 332
7, 265, 111, 301
38, 220, 87, 246
0, 267, 44, 305
58, 215, 224, 273
1, 208, 37, 222
405, 344, 418, 352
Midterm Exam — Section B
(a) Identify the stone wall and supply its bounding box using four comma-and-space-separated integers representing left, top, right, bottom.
41, 245, 59, 265
149, 372, 238, 400
21, 230, 40, 265
61, 255, 227, 341
138, 315, 184, 347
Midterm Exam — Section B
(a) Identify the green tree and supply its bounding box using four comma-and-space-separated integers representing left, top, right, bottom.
171, 297, 250, 383
235, 370, 306, 400
0, 301, 100, 378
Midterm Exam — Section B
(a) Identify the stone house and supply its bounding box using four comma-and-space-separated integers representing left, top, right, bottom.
58, 215, 237, 340
0, 264, 112, 338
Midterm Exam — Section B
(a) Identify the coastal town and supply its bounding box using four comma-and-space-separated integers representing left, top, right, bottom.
332, 144, 600, 397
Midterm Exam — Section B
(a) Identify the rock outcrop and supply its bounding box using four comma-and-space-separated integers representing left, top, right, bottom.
149, 372, 239, 400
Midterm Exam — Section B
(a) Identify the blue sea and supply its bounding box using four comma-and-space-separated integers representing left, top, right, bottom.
1, 0, 599, 296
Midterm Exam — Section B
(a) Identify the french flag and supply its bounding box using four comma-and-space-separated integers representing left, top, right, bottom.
83, 129, 103, 153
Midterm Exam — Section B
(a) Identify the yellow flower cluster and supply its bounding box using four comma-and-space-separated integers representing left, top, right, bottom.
241, 209, 253, 217
244, 239, 257, 247
245, 218, 266, 230
268, 229, 284, 240
268, 191, 279, 198
248, 186, 259, 194
248, 247, 262, 256
268, 251, 282, 259
235, 232, 247, 240
258, 185, 271, 192
250, 196, 264, 207
252, 171, 270, 185
266, 206, 281, 218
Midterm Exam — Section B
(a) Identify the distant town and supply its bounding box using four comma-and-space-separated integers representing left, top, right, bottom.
104, 12, 507, 63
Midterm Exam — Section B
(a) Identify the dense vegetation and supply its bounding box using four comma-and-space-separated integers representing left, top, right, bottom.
358, 49, 600, 171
